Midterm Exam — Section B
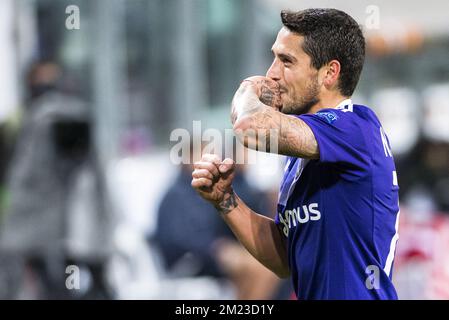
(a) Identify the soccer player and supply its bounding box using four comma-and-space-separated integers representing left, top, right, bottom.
191, 8, 400, 299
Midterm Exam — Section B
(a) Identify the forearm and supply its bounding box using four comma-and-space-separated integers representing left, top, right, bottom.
215, 191, 290, 278
231, 79, 319, 159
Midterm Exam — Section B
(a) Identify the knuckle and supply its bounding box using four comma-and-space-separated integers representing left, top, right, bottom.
204, 153, 221, 163
203, 163, 215, 173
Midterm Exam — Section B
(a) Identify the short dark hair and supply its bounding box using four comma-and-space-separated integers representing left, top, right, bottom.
281, 8, 365, 97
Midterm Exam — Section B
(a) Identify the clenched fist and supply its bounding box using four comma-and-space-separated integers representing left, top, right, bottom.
231, 76, 282, 125
191, 154, 238, 214
243, 76, 282, 110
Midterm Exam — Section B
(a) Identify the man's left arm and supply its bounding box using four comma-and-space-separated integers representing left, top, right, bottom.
232, 80, 319, 160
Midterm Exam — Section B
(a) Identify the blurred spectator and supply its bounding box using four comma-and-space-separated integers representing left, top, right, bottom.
152, 150, 289, 299
393, 106, 449, 299
0, 61, 112, 299
394, 205, 449, 299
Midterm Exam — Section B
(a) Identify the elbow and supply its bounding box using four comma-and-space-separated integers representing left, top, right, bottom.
260, 257, 290, 279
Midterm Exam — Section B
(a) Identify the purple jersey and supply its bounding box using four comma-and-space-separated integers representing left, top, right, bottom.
275, 101, 400, 300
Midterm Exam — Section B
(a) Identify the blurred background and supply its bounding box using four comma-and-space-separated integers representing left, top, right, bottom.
0, 0, 448, 300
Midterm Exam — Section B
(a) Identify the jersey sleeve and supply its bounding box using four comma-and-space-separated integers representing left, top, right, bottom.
298, 109, 371, 177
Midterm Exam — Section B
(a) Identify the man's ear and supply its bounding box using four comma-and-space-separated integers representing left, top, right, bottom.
321, 60, 341, 89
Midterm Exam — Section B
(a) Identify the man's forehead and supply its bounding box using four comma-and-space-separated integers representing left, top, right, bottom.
271, 27, 304, 56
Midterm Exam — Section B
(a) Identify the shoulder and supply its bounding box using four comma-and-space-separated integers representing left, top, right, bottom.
300, 104, 379, 149
300, 104, 372, 127
321, 104, 380, 128
342, 103, 381, 122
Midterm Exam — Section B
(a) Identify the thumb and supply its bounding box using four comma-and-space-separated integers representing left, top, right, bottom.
218, 158, 235, 174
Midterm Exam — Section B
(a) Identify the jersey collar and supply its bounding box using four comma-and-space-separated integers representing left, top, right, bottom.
334, 98, 353, 112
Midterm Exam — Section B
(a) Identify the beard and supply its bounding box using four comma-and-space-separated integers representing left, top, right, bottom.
281, 76, 320, 115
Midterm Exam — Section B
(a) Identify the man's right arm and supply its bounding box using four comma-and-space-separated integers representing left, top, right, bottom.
191, 154, 290, 279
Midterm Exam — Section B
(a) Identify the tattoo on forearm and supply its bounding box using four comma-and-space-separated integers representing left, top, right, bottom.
240, 108, 318, 159
252, 110, 278, 153
215, 192, 238, 215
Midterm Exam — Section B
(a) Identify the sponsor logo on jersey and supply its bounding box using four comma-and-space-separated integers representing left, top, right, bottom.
279, 203, 321, 237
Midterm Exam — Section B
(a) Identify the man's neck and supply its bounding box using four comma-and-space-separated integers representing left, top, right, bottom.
308, 93, 350, 114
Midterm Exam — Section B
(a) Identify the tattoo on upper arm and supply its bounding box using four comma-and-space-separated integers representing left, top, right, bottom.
279, 115, 319, 159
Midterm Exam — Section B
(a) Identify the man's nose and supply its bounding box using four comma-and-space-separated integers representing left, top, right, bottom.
266, 60, 281, 81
